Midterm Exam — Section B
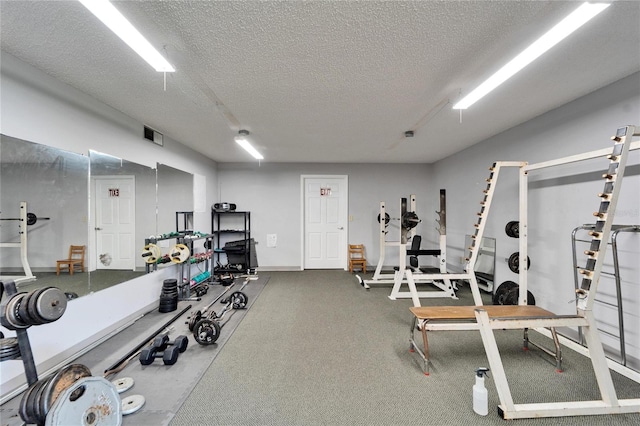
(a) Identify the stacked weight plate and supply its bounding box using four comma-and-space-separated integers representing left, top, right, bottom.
158, 279, 178, 313
0, 337, 21, 361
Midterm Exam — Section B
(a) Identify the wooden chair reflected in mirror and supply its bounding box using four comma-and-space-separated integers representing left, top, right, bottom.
56, 245, 85, 275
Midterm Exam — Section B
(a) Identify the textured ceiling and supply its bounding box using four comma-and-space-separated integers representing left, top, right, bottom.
1, 1, 639, 163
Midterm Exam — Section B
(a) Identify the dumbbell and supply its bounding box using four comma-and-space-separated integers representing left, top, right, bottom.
152, 334, 189, 353
139, 335, 188, 365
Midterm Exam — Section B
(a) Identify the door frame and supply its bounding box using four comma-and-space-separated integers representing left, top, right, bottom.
300, 174, 349, 270
90, 175, 136, 271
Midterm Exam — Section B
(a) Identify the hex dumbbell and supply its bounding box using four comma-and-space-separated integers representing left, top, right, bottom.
139, 335, 188, 365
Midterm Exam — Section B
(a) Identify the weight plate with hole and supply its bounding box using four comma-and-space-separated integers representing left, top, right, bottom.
142, 243, 161, 264
504, 287, 536, 306
169, 243, 190, 263
45, 376, 122, 426
162, 345, 180, 365
377, 212, 391, 225
193, 319, 221, 345
507, 252, 530, 273
43, 364, 92, 416
401, 211, 420, 229
121, 394, 145, 416
112, 377, 134, 394
492, 281, 519, 305
229, 291, 248, 309
35, 287, 67, 323
505, 221, 519, 238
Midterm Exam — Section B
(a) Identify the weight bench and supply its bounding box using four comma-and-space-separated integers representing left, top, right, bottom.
409, 305, 588, 375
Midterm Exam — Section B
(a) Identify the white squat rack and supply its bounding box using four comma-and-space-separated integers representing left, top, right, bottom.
0, 201, 36, 284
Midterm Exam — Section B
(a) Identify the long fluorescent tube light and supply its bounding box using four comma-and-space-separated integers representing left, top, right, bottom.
78, 0, 175, 72
453, 2, 609, 110
235, 133, 264, 160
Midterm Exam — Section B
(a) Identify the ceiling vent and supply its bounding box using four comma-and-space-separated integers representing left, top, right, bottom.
144, 126, 163, 146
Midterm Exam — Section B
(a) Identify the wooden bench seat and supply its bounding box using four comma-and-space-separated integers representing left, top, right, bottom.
409, 305, 588, 375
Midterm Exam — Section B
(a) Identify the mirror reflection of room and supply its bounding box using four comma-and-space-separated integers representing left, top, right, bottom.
0, 135, 89, 297
88, 150, 157, 293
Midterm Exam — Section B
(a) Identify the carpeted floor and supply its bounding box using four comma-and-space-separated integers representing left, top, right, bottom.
170, 270, 640, 426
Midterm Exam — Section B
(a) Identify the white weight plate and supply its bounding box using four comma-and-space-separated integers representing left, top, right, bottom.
112, 377, 134, 393
121, 394, 145, 415
45, 376, 121, 426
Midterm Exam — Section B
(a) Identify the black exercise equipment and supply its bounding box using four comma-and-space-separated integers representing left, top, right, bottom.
139, 334, 188, 365
507, 252, 531, 273
505, 221, 519, 238
493, 281, 535, 306
193, 291, 248, 345
0, 212, 50, 226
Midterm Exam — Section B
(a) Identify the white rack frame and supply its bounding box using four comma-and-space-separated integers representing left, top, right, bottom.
0, 201, 36, 284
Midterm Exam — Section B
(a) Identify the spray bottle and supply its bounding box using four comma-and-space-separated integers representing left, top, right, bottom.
473, 367, 490, 416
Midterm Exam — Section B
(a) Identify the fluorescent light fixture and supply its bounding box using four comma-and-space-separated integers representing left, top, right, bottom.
235, 131, 264, 160
453, 2, 610, 110
78, 0, 175, 72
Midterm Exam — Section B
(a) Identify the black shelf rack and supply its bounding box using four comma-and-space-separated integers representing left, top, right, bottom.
211, 210, 253, 273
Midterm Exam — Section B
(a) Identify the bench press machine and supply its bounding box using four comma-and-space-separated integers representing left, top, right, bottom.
359, 192, 462, 306
409, 125, 640, 419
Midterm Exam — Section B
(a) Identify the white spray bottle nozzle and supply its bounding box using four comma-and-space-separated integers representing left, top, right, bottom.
475, 367, 490, 378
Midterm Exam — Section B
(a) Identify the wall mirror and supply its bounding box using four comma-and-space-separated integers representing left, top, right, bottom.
465, 234, 496, 292
88, 150, 156, 291
156, 163, 194, 236
0, 134, 89, 296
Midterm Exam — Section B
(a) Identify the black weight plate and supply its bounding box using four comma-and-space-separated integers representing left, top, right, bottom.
139, 348, 156, 365
162, 345, 180, 365
504, 288, 536, 306
26, 212, 37, 226
27, 287, 49, 325
507, 252, 531, 273
193, 319, 221, 345
187, 310, 202, 332
492, 281, 519, 305
19, 379, 44, 425
230, 291, 248, 309
174, 335, 189, 353
377, 212, 391, 225
17, 291, 36, 326
505, 221, 519, 238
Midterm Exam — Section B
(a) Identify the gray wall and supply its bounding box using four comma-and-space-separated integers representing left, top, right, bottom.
217, 162, 434, 269
430, 72, 640, 368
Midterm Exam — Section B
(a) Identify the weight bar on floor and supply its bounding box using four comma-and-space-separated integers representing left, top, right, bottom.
507, 252, 531, 273
193, 291, 249, 345
103, 304, 192, 376
0, 212, 50, 226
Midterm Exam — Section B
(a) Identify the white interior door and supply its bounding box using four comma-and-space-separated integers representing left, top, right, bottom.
94, 176, 135, 270
303, 175, 348, 269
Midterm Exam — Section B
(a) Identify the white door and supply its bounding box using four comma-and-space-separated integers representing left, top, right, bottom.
303, 175, 348, 269
94, 176, 135, 270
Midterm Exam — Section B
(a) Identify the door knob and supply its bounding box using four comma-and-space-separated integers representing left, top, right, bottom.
95, 227, 103, 231
338, 227, 344, 230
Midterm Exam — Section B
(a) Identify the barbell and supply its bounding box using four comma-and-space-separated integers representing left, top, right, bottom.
376, 211, 421, 229
0, 213, 50, 226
